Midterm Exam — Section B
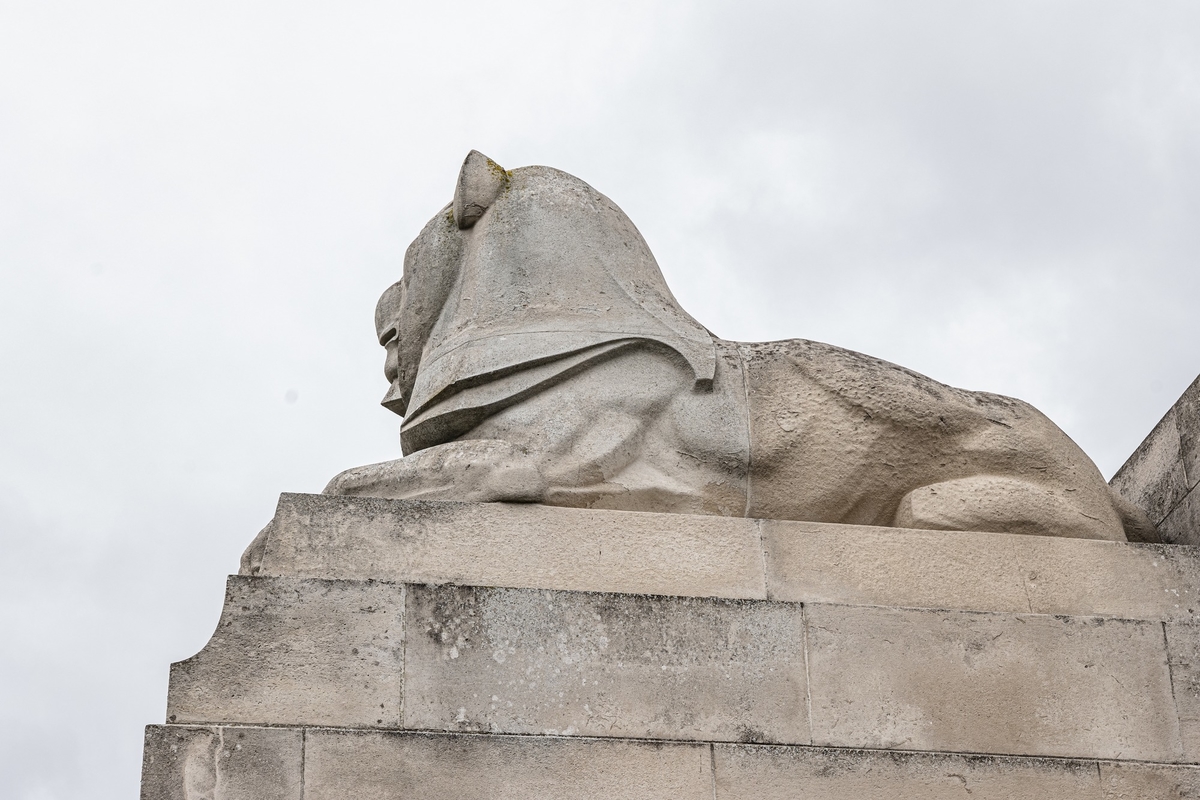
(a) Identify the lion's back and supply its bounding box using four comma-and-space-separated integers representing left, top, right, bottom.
735, 338, 1071, 524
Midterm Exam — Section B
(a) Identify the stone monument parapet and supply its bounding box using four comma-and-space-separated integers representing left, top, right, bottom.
1113, 376, 1200, 546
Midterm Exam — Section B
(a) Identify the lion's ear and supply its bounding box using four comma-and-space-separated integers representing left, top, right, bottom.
453, 150, 508, 229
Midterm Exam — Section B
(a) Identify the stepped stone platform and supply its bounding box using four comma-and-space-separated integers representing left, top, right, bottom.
144, 493, 1200, 799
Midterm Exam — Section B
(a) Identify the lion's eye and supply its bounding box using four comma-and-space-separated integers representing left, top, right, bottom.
379, 328, 397, 346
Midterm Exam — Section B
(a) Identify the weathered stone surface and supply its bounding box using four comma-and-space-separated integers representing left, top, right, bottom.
159, 561, 1195, 761
167, 576, 404, 727
766, 518, 1200, 622
138, 725, 1200, 799
145, 482, 1200, 800
1014, 537, 1200, 622
402, 584, 808, 744
1112, 375, 1200, 546
1164, 491, 1200, 549
249, 494, 1200, 622
140, 725, 302, 800
1167, 622, 1200, 763
1099, 761, 1200, 799
248, 493, 766, 600
764, 520, 1032, 613
713, 743, 1103, 799
1176, 376, 1200, 494
303, 728, 713, 800
1112, 407, 1189, 526
804, 603, 1182, 761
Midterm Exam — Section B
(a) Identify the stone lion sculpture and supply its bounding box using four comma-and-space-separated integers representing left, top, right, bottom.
325, 150, 1155, 542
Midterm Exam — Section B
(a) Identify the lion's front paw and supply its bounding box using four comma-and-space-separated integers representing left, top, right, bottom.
321, 468, 360, 496
321, 442, 549, 504
321, 460, 414, 498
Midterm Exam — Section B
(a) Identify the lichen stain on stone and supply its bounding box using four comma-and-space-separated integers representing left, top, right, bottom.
418, 584, 480, 656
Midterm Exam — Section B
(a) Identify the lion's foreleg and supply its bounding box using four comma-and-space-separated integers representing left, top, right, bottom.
323, 439, 548, 503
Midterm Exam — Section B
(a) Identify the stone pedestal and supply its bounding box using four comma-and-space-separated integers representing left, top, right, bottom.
142, 494, 1200, 798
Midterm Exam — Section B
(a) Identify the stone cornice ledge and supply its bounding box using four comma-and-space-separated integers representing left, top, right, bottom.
246, 492, 1200, 622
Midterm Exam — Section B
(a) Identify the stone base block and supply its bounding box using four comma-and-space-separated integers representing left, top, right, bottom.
252, 493, 1200, 622
142, 725, 1200, 800
146, 496, 1200, 796
167, 575, 1191, 763
716, 743, 1200, 800
140, 725, 302, 800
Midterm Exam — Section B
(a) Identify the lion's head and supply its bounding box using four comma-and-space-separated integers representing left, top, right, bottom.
377, 150, 716, 454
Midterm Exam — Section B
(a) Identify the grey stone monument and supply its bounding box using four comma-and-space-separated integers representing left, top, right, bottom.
142, 152, 1200, 799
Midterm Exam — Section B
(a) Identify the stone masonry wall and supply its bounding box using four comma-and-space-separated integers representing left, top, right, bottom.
1112, 375, 1200, 545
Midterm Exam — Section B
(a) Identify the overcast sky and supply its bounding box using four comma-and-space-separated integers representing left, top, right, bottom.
2, 2, 1199, 797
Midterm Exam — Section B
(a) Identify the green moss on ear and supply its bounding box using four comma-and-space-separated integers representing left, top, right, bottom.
485, 157, 513, 184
